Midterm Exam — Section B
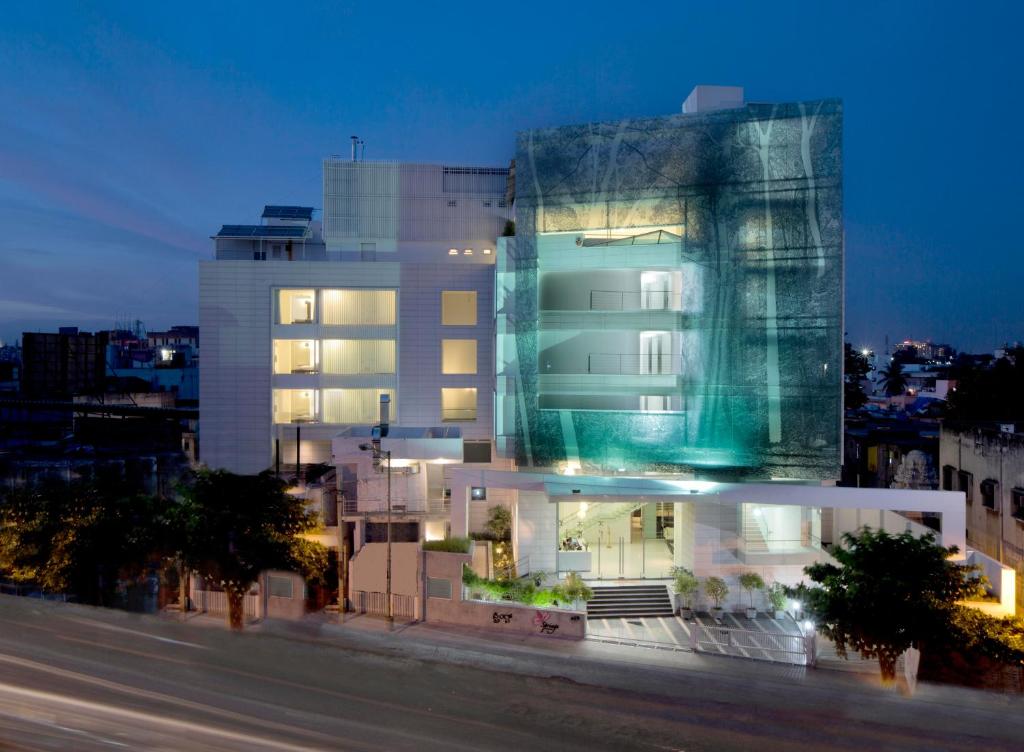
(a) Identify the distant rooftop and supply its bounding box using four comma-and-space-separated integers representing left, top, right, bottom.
262, 205, 314, 220
215, 225, 307, 239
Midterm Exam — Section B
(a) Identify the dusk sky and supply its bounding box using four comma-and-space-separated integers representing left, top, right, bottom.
1, 1, 1021, 352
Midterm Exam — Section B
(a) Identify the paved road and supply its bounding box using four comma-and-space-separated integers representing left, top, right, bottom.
0, 597, 1021, 751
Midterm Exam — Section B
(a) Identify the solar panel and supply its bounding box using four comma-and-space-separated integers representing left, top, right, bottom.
216, 225, 307, 238
261, 206, 314, 220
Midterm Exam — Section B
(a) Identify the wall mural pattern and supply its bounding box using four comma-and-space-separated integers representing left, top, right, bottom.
497, 100, 843, 480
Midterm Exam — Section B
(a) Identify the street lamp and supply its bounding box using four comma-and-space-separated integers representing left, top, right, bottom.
359, 440, 393, 629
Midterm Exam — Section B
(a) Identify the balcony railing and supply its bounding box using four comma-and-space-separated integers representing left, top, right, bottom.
586, 353, 682, 376
442, 408, 477, 421
589, 290, 681, 312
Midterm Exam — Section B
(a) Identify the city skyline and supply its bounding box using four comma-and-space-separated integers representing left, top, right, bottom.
1, 1, 1022, 352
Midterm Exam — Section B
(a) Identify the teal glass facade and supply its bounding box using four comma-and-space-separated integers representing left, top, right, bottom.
496, 100, 843, 480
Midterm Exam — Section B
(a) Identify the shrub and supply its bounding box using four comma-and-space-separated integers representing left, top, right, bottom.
485, 505, 512, 541
766, 582, 787, 611
738, 572, 765, 607
553, 571, 593, 603
672, 570, 699, 608
422, 537, 471, 553
704, 576, 729, 608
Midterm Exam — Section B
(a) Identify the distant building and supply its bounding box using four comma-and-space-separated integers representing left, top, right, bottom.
940, 421, 1024, 608
893, 338, 954, 362
20, 328, 108, 398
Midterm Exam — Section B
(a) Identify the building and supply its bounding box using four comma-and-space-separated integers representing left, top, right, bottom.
200, 86, 1009, 616
940, 422, 1024, 608
20, 328, 108, 398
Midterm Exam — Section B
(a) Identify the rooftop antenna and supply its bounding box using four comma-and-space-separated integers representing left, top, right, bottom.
359, 139, 365, 161
350, 135, 359, 162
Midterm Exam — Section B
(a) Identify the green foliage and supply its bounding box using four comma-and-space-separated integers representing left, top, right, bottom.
946, 348, 1024, 421
843, 343, 871, 410
672, 569, 699, 608
422, 537, 471, 553
501, 219, 515, 237
878, 360, 908, 397
703, 576, 729, 608
484, 505, 512, 541
553, 571, 593, 603
737, 572, 765, 607
0, 477, 166, 605
171, 469, 328, 628
462, 564, 587, 607
942, 607, 1024, 666
766, 582, 788, 611
796, 527, 982, 680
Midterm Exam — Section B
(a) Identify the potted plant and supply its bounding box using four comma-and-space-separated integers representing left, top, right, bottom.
737, 572, 765, 619
766, 582, 787, 620
554, 571, 594, 611
672, 568, 699, 619
703, 576, 728, 620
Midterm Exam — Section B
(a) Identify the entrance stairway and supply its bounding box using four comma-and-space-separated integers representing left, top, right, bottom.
742, 514, 770, 553
586, 585, 674, 620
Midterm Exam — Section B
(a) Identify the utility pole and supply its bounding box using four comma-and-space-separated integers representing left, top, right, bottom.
385, 448, 393, 629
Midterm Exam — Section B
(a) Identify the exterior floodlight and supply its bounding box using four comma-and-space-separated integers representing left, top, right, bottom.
358, 443, 373, 452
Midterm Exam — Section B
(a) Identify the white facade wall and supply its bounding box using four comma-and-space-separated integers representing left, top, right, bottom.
199, 261, 399, 474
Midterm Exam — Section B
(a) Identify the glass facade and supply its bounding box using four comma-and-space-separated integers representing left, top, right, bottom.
498, 100, 843, 480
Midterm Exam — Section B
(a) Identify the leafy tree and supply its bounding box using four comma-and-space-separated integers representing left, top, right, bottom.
794, 528, 982, 681
737, 572, 765, 608
484, 504, 512, 541
703, 576, 729, 609
946, 348, 1024, 421
172, 470, 327, 630
672, 568, 699, 609
878, 360, 908, 397
0, 478, 163, 606
843, 343, 871, 409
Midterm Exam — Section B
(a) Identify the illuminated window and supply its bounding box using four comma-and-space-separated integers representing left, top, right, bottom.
323, 389, 396, 424
322, 340, 395, 374
441, 291, 477, 326
321, 289, 396, 325
278, 289, 315, 324
273, 340, 318, 374
441, 388, 477, 421
273, 389, 318, 424
441, 339, 477, 374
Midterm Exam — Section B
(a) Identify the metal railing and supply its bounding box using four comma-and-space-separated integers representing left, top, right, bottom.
191, 588, 262, 622
691, 622, 814, 666
586, 353, 682, 375
590, 289, 682, 312
353, 590, 417, 620
441, 408, 478, 421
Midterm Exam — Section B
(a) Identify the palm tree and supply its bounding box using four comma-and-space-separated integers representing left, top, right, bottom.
878, 360, 908, 397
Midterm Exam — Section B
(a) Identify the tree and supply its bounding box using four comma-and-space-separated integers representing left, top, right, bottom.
485, 504, 512, 541
172, 470, 328, 630
946, 348, 1024, 422
737, 572, 765, 609
794, 528, 982, 681
843, 343, 871, 410
0, 477, 163, 605
703, 577, 729, 610
878, 360, 908, 397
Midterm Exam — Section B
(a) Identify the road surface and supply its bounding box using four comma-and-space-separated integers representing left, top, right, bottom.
0, 597, 1020, 751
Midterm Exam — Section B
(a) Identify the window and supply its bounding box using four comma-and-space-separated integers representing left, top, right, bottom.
942, 465, 955, 491
1012, 489, 1024, 522
482, 200, 492, 207
278, 289, 315, 324
322, 388, 396, 424
441, 291, 477, 326
427, 578, 452, 599
981, 479, 997, 510
441, 388, 477, 421
273, 340, 318, 374
463, 440, 492, 463
322, 289, 395, 325
254, 250, 267, 261
958, 470, 974, 504
442, 339, 477, 374
471, 487, 487, 501
447, 200, 457, 208
322, 340, 395, 374
273, 389, 318, 424
268, 575, 294, 599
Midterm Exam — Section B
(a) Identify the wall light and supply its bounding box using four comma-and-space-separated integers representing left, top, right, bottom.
448, 248, 458, 255
483, 248, 492, 255
463, 249, 473, 255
